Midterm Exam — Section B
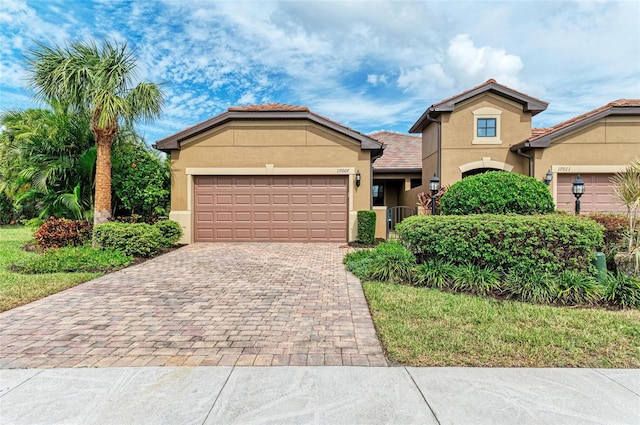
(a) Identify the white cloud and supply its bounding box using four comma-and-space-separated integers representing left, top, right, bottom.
237, 92, 256, 105
367, 74, 388, 86
0, 0, 638, 141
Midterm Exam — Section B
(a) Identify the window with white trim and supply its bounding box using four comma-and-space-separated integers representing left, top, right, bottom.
472, 107, 502, 144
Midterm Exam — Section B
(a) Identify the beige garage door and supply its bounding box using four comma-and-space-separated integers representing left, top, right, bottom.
194, 175, 348, 242
557, 173, 626, 214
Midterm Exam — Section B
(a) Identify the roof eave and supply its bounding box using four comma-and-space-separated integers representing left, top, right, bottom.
153, 110, 382, 151
372, 167, 422, 174
518, 105, 640, 151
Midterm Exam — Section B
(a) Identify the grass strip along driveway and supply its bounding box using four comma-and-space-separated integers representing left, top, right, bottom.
0, 226, 101, 312
364, 282, 640, 368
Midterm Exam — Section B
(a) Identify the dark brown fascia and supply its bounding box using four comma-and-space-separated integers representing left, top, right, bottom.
372, 167, 422, 174
153, 111, 383, 152
509, 105, 640, 152
409, 82, 549, 133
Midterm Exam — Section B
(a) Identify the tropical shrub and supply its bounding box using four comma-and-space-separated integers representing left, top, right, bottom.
153, 220, 183, 247
33, 217, 92, 250
356, 210, 376, 244
344, 241, 415, 283
12, 246, 132, 274
396, 214, 604, 274
112, 136, 170, 220
0, 104, 95, 220
93, 222, 163, 257
611, 159, 640, 254
440, 171, 555, 215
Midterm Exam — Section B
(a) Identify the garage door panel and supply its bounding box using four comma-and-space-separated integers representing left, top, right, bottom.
291, 194, 309, 204
194, 175, 347, 242
254, 194, 270, 205
216, 177, 234, 187
216, 194, 233, 205
557, 173, 626, 214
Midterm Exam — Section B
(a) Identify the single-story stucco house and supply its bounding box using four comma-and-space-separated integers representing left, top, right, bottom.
154, 104, 383, 243
155, 80, 640, 244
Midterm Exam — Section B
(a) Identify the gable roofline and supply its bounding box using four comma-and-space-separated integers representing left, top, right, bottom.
153, 103, 383, 152
510, 99, 640, 152
409, 79, 549, 133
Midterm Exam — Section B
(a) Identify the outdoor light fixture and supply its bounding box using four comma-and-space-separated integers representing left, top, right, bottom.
544, 169, 553, 186
572, 174, 585, 215
355, 170, 361, 187
429, 174, 440, 216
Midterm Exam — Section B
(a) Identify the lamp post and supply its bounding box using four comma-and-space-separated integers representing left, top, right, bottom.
544, 169, 553, 186
429, 174, 440, 216
572, 174, 585, 215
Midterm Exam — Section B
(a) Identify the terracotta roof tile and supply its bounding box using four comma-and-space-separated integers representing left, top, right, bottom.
370, 131, 422, 170
531, 99, 640, 141
228, 103, 309, 112
531, 127, 550, 137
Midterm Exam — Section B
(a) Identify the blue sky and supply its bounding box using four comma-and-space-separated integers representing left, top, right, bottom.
1, 0, 639, 144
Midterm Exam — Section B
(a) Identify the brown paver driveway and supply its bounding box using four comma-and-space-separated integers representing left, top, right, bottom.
0, 243, 386, 368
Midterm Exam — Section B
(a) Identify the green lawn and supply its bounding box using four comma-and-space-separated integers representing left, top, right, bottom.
364, 281, 640, 368
0, 226, 101, 312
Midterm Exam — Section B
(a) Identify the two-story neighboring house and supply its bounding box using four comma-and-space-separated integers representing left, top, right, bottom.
407, 79, 640, 214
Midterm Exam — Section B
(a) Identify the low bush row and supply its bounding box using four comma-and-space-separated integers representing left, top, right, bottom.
345, 242, 640, 308
32, 217, 182, 256
396, 214, 604, 274
94, 220, 182, 257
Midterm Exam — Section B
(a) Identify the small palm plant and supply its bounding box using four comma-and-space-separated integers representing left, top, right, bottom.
611, 159, 640, 274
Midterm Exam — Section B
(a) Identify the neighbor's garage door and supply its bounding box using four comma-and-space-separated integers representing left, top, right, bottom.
557, 173, 626, 214
194, 175, 348, 242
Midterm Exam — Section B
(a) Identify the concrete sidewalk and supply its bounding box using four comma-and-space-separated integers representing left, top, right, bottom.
1, 367, 638, 424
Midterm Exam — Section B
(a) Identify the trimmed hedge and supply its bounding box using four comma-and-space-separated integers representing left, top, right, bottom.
154, 220, 182, 246
440, 171, 555, 215
396, 214, 604, 274
94, 222, 163, 257
357, 210, 376, 244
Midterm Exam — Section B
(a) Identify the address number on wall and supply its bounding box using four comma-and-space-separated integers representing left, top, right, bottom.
336, 168, 351, 173
557, 166, 571, 172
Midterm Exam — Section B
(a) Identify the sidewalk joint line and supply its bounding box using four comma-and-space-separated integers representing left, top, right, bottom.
592, 368, 640, 397
404, 367, 442, 425
201, 365, 235, 425
0, 369, 44, 399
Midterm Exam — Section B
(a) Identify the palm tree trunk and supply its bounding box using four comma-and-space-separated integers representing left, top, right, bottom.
94, 132, 113, 226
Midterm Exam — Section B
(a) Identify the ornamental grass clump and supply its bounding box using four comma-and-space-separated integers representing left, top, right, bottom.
344, 241, 415, 284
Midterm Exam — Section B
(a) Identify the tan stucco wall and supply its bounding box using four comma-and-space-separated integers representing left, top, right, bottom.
169, 119, 373, 242
422, 93, 532, 187
532, 115, 640, 198
373, 206, 387, 239
399, 185, 424, 210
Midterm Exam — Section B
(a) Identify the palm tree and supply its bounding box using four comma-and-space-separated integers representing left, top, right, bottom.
26, 40, 164, 225
0, 102, 96, 220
